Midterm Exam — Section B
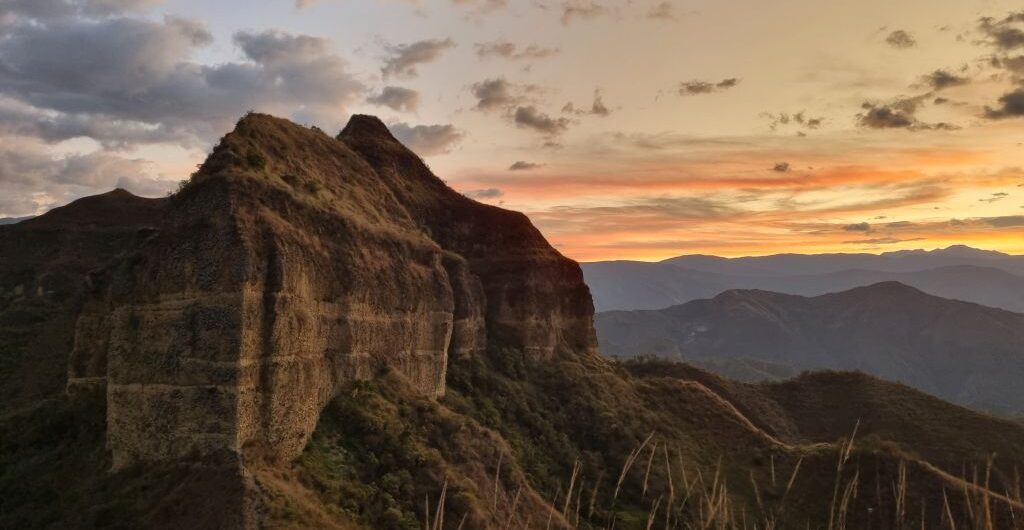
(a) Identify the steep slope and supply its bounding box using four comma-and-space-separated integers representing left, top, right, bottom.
2, 114, 1023, 530
582, 259, 1024, 312
596, 282, 1024, 413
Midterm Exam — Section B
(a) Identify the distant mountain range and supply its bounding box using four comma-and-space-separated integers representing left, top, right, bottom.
596, 282, 1024, 413
583, 245, 1024, 312
0, 216, 32, 226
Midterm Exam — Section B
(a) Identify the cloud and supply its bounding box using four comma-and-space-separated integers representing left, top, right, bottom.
979, 12, 1024, 51
562, 90, 611, 117
0, 0, 162, 21
560, 1, 605, 25
0, 136, 169, 216
463, 187, 503, 199
647, 2, 675, 21
985, 215, 1024, 227
885, 30, 916, 49
763, 111, 824, 132
475, 41, 558, 60
388, 122, 464, 155
367, 86, 420, 112
380, 38, 456, 80
991, 55, 1024, 74
451, 0, 508, 17
843, 222, 871, 232
0, 19, 365, 148
772, 162, 791, 173
509, 161, 543, 171
984, 88, 1024, 119
922, 69, 970, 90
513, 106, 570, 135
858, 98, 959, 130
590, 91, 610, 116
979, 192, 1010, 203
529, 195, 740, 235
842, 237, 925, 245
470, 78, 536, 111
678, 78, 740, 96
858, 102, 915, 128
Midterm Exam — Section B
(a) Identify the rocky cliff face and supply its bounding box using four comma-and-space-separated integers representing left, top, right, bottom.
64, 113, 597, 467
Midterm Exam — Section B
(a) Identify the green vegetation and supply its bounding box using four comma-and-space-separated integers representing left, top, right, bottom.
281, 352, 1024, 530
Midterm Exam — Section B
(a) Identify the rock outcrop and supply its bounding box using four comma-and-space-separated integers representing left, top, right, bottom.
64, 113, 597, 467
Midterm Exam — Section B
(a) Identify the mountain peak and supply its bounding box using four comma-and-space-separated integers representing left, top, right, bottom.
339, 114, 399, 144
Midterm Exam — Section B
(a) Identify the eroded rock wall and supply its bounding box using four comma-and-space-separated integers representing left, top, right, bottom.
67, 113, 596, 467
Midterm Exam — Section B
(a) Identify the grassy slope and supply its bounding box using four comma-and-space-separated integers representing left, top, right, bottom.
259, 351, 1024, 530
4, 345, 1023, 529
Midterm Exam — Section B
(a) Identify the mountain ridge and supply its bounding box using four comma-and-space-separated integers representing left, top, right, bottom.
596, 281, 1024, 413
583, 257, 1024, 312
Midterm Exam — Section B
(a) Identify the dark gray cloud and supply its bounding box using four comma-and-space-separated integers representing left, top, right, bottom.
858, 102, 915, 128
990, 54, 1024, 74
842, 237, 925, 245
562, 90, 610, 117
984, 215, 1024, 227
475, 41, 558, 60
388, 122, 464, 156
509, 161, 543, 171
590, 91, 610, 116
984, 88, 1024, 119
367, 86, 420, 112
0, 12, 366, 215
763, 110, 824, 132
513, 106, 570, 135
885, 30, 916, 49
380, 38, 456, 80
470, 78, 536, 111
647, 2, 675, 21
922, 69, 970, 90
858, 97, 959, 130
979, 192, 1010, 203
678, 78, 740, 96
843, 222, 871, 232
560, 1, 605, 25
463, 188, 503, 199
0, 19, 364, 147
0, 0, 161, 22
979, 12, 1024, 51
772, 162, 791, 173
451, 0, 508, 16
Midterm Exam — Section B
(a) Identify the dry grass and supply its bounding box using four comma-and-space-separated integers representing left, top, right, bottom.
418, 422, 1024, 530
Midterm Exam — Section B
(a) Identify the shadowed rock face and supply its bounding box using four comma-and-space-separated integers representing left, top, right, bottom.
63, 113, 597, 467
0, 190, 166, 411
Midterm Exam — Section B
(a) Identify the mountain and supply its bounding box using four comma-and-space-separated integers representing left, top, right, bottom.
583, 259, 1024, 312
596, 282, 1024, 413
0, 216, 33, 225
663, 245, 1024, 276
2, 114, 1023, 530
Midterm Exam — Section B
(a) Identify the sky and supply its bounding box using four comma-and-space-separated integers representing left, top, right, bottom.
0, 0, 1023, 261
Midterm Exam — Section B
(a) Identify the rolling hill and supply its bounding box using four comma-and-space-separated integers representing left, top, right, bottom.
596, 282, 1024, 414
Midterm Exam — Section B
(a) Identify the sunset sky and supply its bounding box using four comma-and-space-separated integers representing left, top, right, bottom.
1, 0, 1022, 260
